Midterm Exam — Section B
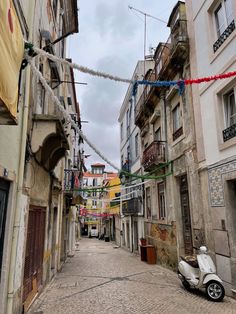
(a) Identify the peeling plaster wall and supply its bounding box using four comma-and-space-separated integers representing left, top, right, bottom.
145, 222, 177, 270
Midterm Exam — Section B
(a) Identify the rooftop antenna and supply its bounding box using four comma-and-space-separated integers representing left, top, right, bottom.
128, 5, 167, 77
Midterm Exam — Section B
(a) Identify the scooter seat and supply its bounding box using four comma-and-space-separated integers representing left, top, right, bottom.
180, 255, 199, 268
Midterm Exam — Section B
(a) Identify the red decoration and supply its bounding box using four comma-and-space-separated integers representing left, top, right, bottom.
184, 71, 236, 85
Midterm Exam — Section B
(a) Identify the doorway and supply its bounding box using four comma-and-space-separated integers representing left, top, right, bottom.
126, 222, 130, 249
23, 207, 46, 306
0, 179, 9, 280
180, 175, 193, 255
51, 207, 58, 271
133, 220, 138, 251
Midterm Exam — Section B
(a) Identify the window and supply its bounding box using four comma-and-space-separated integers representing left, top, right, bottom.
172, 103, 183, 140
224, 89, 236, 127
121, 122, 123, 141
38, 82, 45, 114
215, 0, 233, 36
213, 0, 235, 52
92, 200, 97, 207
135, 134, 139, 158
126, 109, 130, 136
146, 187, 151, 219
92, 178, 97, 186
222, 88, 236, 142
155, 128, 161, 141
158, 183, 166, 219
173, 104, 181, 132
127, 146, 131, 164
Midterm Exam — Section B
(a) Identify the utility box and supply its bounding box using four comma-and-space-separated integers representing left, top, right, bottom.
140, 245, 156, 264
146, 245, 156, 264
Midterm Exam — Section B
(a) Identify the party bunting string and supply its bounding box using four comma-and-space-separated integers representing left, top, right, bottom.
133, 71, 236, 96
25, 43, 236, 95
24, 44, 236, 174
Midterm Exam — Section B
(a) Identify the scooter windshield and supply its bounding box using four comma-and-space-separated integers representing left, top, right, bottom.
197, 254, 216, 273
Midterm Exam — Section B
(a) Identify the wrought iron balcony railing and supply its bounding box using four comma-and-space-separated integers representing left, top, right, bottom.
142, 141, 166, 172
213, 20, 235, 53
223, 123, 236, 142
122, 197, 142, 215
64, 169, 81, 193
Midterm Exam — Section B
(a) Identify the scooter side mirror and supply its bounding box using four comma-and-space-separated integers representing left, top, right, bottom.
199, 246, 207, 253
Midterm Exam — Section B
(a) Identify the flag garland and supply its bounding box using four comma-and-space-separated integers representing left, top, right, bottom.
133, 71, 236, 96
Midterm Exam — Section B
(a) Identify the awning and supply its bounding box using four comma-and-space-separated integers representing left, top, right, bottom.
0, 0, 24, 123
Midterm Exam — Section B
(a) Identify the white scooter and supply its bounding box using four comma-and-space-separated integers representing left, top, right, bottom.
178, 246, 225, 302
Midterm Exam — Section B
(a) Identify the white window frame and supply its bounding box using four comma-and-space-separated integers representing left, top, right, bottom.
214, 0, 234, 37
224, 88, 236, 127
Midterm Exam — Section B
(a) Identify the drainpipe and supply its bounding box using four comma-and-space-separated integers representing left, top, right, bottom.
7, 2, 35, 313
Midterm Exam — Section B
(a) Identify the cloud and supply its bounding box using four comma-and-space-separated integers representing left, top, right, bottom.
70, 0, 179, 172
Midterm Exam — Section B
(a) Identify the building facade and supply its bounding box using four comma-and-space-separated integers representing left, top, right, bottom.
186, 0, 236, 297
0, 1, 83, 313
133, 1, 206, 270
119, 60, 154, 253
81, 164, 118, 239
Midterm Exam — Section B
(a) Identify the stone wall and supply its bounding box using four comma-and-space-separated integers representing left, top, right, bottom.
145, 221, 178, 270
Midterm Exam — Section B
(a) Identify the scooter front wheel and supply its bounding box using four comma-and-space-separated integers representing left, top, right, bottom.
206, 281, 225, 302
182, 279, 191, 291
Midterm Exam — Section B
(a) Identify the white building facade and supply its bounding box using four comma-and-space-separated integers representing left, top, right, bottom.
119, 60, 154, 252
186, 0, 236, 297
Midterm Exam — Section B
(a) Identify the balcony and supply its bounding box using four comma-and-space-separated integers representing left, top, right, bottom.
64, 169, 81, 192
122, 197, 141, 215
223, 123, 236, 142
142, 141, 166, 172
167, 1, 188, 67
169, 20, 189, 64
64, 169, 83, 204
213, 20, 235, 53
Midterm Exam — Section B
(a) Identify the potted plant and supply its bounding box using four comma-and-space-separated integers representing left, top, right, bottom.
140, 237, 147, 246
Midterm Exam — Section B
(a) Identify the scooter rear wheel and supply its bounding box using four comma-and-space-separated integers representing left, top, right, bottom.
206, 281, 225, 302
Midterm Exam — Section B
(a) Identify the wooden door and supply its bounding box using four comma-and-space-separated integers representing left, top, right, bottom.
180, 175, 193, 255
23, 207, 46, 304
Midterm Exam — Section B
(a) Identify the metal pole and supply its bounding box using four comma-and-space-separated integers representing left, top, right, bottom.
144, 13, 146, 77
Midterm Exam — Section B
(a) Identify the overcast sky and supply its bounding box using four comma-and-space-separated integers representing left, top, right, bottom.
69, 0, 179, 172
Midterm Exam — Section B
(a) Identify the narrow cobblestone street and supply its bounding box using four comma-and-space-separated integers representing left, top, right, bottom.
29, 238, 236, 314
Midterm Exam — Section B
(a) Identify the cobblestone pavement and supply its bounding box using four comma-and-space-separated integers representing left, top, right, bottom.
29, 238, 236, 314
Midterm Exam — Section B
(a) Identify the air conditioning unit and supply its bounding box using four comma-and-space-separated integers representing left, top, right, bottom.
150, 110, 161, 124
